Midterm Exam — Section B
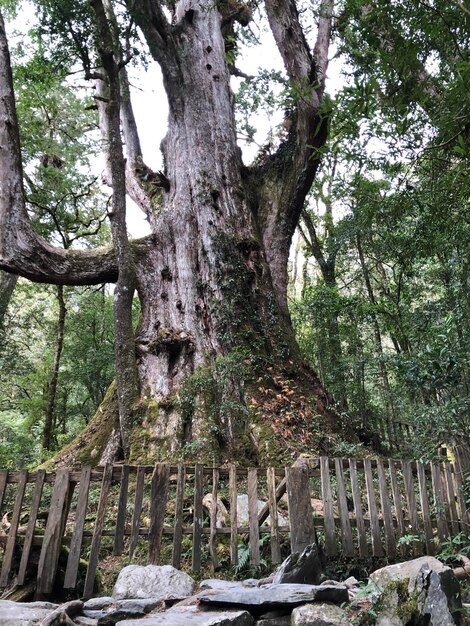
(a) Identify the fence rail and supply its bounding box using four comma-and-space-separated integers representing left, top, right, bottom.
0, 458, 468, 599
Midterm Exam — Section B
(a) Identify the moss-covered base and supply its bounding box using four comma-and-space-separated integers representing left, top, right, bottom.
41, 382, 119, 468
44, 349, 365, 468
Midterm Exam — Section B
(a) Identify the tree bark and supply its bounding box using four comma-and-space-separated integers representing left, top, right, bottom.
0, 268, 16, 327
42, 285, 67, 452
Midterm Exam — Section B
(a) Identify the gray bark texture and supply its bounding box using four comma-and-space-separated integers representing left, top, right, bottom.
0, 2, 345, 464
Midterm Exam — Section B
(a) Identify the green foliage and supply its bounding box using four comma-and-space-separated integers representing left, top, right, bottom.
0, 281, 115, 467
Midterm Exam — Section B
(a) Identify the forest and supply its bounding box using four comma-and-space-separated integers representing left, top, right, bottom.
0, 0, 468, 470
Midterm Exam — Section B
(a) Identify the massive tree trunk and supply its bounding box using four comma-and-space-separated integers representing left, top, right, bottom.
0, 1, 350, 466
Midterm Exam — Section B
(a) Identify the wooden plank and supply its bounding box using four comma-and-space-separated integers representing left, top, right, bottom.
364, 459, 384, 557
257, 477, 287, 527
389, 460, 405, 542
402, 461, 421, 556
320, 456, 337, 556
83, 463, 113, 600
416, 461, 435, 556
36, 468, 70, 596
192, 464, 204, 573
286, 466, 316, 554
114, 465, 130, 556
0, 470, 27, 587
376, 459, 395, 557
431, 463, 449, 542
0, 470, 8, 516
443, 462, 459, 536
208, 467, 220, 569
17, 470, 46, 586
267, 468, 281, 564
172, 464, 185, 569
334, 459, 354, 557
229, 464, 238, 567
149, 463, 170, 564
64, 466, 92, 589
452, 455, 469, 524
129, 465, 146, 559
248, 468, 260, 565
349, 459, 368, 558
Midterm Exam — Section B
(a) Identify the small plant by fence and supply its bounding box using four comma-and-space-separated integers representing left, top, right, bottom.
0, 457, 468, 599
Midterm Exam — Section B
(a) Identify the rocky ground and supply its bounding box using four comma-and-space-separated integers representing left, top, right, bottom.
0, 550, 468, 625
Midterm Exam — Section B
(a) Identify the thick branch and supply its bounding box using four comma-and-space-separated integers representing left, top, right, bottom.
250, 1, 333, 313
0, 13, 118, 285
124, 0, 173, 68
314, 0, 335, 92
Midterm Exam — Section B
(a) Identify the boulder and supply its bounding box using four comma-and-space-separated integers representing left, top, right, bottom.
291, 602, 350, 625
113, 565, 195, 601
115, 605, 254, 625
272, 544, 322, 585
0, 600, 58, 626
370, 556, 453, 592
369, 556, 462, 625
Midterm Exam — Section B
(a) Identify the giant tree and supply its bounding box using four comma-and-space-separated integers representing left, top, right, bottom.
0, 0, 343, 465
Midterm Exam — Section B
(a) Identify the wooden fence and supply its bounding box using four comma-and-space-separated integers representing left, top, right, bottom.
0, 458, 468, 599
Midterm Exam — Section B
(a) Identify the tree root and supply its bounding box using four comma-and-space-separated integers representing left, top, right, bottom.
39, 600, 83, 626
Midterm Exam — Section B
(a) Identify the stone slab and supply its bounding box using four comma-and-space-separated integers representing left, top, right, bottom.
115, 605, 254, 626
0, 600, 57, 626
199, 584, 349, 611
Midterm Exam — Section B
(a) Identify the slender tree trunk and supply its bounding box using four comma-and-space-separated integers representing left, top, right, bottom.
356, 234, 395, 421
0, 269, 16, 327
42, 285, 66, 452
92, 0, 139, 459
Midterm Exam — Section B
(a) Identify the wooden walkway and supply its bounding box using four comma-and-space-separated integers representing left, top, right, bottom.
0, 458, 468, 598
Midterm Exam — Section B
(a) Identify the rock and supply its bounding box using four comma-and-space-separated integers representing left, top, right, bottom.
84, 597, 115, 610
0, 600, 58, 625
369, 556, 462, 625
416, 562, 462, 625
84, 599, 163, 624
291, 602, 349, 625
236, 495, 287, 527
113, 565, 195, 601
273, 544, 322, 586
115, 605, 254, 625
199, 583, 349, 615
256, 617, 291, 626
370, 556, 450, 592
343, 576, 359, 589
75, 618, 99, 626
200, 580, 245, 592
